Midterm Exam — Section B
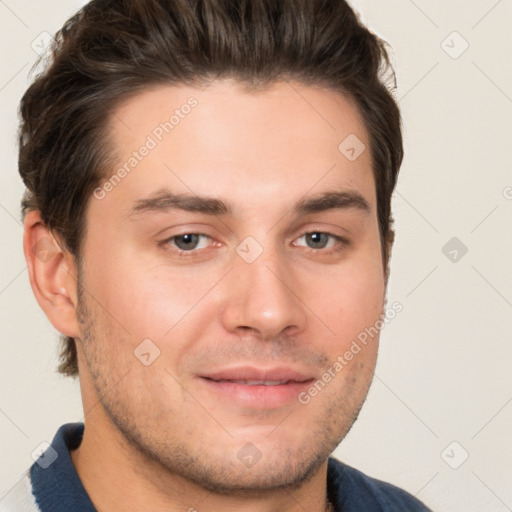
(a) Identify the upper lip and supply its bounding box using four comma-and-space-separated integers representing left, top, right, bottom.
200, 366, 314, 383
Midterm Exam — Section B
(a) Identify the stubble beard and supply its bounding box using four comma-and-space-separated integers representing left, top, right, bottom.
75, 278, 374, 498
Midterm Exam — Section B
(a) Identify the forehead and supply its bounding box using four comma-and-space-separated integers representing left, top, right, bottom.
99, 79, 375, 214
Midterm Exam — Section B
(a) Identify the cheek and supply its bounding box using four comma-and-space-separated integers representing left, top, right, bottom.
86, 249, 224, 347
309, 256, 384, 343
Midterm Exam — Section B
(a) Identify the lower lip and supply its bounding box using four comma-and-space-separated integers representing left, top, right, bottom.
199, 378, 314, 409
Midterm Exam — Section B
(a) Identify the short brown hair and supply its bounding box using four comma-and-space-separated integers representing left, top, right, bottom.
18, 0, 403, 378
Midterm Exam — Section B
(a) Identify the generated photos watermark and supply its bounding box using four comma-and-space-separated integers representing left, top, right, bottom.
93, 97, 198, 200
298, 301, 403, 405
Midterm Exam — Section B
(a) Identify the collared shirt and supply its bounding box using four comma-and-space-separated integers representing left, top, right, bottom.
0, 423, 431, 511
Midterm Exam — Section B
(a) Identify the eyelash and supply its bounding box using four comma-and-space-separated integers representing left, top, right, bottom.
293, 232, 348, 255
158, 231, 349, 258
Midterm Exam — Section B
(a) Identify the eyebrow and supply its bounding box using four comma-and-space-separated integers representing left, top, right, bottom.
294, 190, 370, 215
127, 189, 371, 219
128, 190, 231, 217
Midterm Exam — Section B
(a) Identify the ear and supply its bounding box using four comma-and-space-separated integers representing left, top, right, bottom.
23, 210, 81, 338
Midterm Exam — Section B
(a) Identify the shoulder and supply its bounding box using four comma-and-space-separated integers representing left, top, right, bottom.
0, 473, 40, 512
327, 457, 432, 511
1, 423, 92, 512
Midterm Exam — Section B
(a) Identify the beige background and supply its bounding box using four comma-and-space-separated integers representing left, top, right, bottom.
1, 1, 511, 510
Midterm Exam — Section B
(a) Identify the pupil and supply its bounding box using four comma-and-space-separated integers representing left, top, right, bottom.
307, 232, 327, 249
176, 234, 199, 250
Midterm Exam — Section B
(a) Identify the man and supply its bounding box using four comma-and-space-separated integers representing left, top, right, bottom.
3, 0, 430, 510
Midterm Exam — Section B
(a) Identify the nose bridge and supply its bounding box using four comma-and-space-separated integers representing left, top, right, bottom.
220, 237, 307, 339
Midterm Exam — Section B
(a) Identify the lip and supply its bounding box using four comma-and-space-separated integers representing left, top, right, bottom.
198, 366, 315, 409
201, 366, 313, 383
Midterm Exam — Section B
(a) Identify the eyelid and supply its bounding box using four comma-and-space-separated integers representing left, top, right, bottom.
158, 233, 216, 255
291, 231, 348, 253
289, 220, 350, 242
159, 229, 349, 258
293, 232, 342, 245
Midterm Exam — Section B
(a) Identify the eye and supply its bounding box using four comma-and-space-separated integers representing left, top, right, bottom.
294, 232, 347, 253
160, 233, 212, 253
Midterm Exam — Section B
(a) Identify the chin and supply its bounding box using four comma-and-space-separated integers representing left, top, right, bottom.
180, 450, 328, 496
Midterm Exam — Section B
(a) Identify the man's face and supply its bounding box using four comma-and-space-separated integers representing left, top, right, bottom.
76, 79, 385, 492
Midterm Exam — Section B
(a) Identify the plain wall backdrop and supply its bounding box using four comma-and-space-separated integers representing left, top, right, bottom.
0, 1, 511, 510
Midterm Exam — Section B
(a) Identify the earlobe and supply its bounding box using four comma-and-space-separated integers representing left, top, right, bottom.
23, 210, 81, 338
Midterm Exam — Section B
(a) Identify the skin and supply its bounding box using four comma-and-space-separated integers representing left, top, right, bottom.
24, 79, 387, 512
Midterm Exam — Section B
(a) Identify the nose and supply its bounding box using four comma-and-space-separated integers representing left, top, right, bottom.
219, 246, 308, 340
